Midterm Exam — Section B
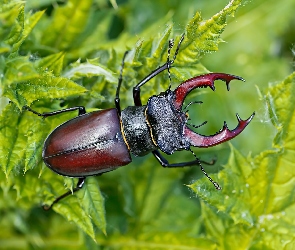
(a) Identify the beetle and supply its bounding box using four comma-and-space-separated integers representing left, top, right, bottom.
24, 34, 255, 209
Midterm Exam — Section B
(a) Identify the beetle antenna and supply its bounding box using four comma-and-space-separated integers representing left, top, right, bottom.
188, 148, 221, 190
183, 101, 203, 113
167, 38, 174, 90
187, 120, 208, 129
172, 33, 185, 63
167, 33, 185, 90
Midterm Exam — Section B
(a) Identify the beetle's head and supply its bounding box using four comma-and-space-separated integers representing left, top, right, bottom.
171, 73, 255, 148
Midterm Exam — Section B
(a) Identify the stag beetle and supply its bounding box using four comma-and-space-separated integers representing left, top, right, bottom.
24, 34, 255, 209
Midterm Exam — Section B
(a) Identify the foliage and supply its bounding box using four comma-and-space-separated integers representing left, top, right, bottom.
0, 0, 295, 249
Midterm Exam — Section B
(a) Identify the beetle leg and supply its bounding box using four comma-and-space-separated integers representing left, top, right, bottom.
133, 63, 174, 106
133, 34, 185, 106
23, 106, 86, 117
152, 149, 215, 167
43, 177, 85, 210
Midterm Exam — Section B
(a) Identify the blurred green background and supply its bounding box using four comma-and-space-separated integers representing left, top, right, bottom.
1, 0, 295, 249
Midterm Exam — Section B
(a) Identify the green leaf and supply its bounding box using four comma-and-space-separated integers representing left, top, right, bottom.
41, 0, 93, 50
34, 52, 65, 76
1, 1, 44, 57
263, 72, 295, 212
10, 9, 45, 55
189, 144, 254, 227
144, 25, 172, 70
24, 118, 48, 173
98, 232, 217, 250
171, 0, 242, 81
53, 177, 106, 240
3, 70, 87, 109
121, 0, 243, 97
3, 4, 24, 49
77, 177, 106, 235
0, 1, 24, 33
0, 103, 24, 177
54, 195, 97, 241
183, 0, 241, 59
64, 59, 117, 83
3, 56, 39, 85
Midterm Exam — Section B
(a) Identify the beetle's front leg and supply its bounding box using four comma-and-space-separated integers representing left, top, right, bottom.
133, 62, 173, 106
133, 34, 185, 106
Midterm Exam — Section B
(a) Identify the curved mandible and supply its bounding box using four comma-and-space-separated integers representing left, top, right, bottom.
184, 113, 255, 148
172, 73, 245, 109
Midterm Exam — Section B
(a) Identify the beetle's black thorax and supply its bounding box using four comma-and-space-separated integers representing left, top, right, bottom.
121, 105, 157, 156
121, 90, 190, 157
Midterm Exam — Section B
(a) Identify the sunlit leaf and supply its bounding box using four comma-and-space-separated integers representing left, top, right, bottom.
64, 59, 117, 83
35, 52, 65, 76
10, 9, 45, 55
50, 177, 106, 240
77, 177, 106, 235
0, 103, 24, 177
171, 0, 242, 80
54, 196, 96, 241
3, 70, 87, 108
3, 56, 39, 85
41, 0, 93, 50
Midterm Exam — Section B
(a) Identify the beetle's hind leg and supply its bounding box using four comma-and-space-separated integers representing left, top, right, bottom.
43, 177, 86, 210
23, 105, 86, 117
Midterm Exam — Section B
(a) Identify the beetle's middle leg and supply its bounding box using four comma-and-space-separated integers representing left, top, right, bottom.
133, 33, 185, 106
